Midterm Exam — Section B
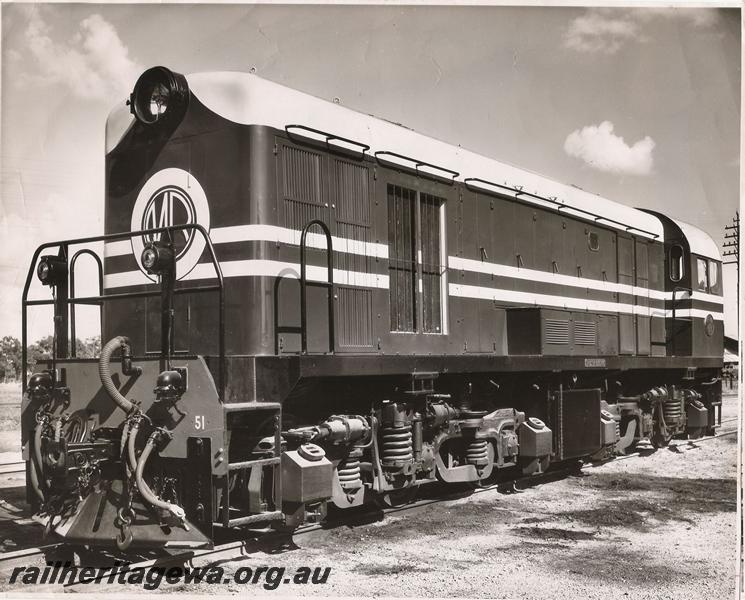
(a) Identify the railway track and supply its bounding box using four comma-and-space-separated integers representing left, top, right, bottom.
0, 420, 738, 586
0, 462, 24, 476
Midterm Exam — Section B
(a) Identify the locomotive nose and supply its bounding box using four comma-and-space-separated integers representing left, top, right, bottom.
129, 66, 189, 125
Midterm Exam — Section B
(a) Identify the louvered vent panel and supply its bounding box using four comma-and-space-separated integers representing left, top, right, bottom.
574, 320, 597, 345
334, 161, 370, 276
335, 161, 369, 225
283, 147, 321, 204
284, 199, 325, 232
283, 147, 323, 230
544, 319, 570, 345
337, 287, 374, 347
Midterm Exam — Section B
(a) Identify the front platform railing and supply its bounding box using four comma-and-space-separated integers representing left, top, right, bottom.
22, 224, 226, 401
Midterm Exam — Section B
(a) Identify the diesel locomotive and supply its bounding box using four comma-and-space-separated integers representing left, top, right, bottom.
21, 66, 724, 550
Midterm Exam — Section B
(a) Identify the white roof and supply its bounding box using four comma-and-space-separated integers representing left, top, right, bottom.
673, 219, 722, 261
106, 71, 674, 241
183, 71, 665, 241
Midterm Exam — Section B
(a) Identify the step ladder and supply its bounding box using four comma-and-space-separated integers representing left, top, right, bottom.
215, 402, 284, 528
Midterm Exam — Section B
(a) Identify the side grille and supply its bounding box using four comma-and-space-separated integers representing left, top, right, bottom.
283, 146, 321, 204
337, 287, 373, 347
574, 320, 597, 345
544, 319, 570, 345
282, 146, 324, 230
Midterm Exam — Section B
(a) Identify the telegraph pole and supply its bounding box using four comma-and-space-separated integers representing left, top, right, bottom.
723, 211, 740, 334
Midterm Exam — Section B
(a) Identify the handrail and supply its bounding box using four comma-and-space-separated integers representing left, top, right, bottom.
22, 224, 226, 402
300, 219, 335, 355
285, 124, 370, 158
464, 177, 660, 240
69, 249, 103, 358
375, 151, 459, 182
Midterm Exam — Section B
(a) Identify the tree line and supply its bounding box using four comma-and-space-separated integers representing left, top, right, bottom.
0, 335, 101, 383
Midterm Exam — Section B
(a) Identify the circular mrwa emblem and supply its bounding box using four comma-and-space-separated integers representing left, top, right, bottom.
131, 168, 210, 281
704, 314, 715, 337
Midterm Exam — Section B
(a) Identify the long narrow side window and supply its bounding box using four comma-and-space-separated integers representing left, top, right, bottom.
388, 184, 417, 332
387, 184, 447, 333
420, 193, 444, 333
669, 245, 684, 282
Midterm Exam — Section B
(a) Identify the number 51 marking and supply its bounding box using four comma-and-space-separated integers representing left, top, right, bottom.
194, 415, 206, 430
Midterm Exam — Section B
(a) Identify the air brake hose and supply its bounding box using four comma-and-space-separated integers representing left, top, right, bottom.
99, 336, 137, 415
28, 427, 45, 502
33, 424, 45, 487
121, 421, 133, 477
127, 419, 140, 475
134, 432, 188, 527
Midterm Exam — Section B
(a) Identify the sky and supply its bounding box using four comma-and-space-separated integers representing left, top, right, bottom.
0, 3, 741, 342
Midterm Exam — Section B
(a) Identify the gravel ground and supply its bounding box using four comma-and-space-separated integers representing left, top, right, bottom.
0, 392, 738, 598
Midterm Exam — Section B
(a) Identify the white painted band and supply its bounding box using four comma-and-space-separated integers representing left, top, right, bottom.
105, 224, 388, 259
448, 282, 724, 321
448, 255, 723, 306
104, 259, 389, 290
103, 259, 723, 322
105, 226, 723, 309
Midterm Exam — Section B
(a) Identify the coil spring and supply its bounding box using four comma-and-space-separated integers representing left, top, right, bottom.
381, 424, 413, 466
466, 439, 489, 467
662, 398, 683, 425
337, 447, 363, 491
615, 420, 621, 441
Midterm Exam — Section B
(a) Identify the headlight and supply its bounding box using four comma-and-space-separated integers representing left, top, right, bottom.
129, 66, 189, 125
37, 255, 67, 286
140, 242, 175, 275
141, 247, 158, 271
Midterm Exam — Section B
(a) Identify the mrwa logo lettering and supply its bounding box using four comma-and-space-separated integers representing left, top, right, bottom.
131, 168, 210, 280
141, 186, 197, 259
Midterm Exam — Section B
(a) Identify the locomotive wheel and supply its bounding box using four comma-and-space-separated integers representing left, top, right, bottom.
375, 486, 418, 508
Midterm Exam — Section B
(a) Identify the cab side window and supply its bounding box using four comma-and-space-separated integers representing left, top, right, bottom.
696, 257, 708, 292
708, 260, 721, 294
669, 245, 684, 282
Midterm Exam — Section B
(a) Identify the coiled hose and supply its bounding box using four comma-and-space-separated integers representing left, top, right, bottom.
134, 431, 187, 525
99, 336, 136, 415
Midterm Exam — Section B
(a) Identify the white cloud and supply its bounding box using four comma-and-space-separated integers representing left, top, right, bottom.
563, 8, 720, 54
17, 8, 142, 101
563, 12, 640, 54
564, 121, 655, 176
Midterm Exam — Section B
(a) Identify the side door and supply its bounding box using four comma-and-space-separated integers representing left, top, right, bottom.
635, 240, 651, 355
617, 235, 636, 355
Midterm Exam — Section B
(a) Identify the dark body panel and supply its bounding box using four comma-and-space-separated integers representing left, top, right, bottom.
102, 98, 723, 374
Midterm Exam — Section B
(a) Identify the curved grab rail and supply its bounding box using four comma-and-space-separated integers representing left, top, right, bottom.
375, 151, 459, 182
299, 219, 335, 355
285, 124, 370, 159
69, 249, 104, 358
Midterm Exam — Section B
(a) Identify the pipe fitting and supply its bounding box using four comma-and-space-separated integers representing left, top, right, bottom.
99, 337, 137, 415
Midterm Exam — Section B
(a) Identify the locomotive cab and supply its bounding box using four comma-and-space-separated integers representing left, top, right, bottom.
643, 210, 724, 358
